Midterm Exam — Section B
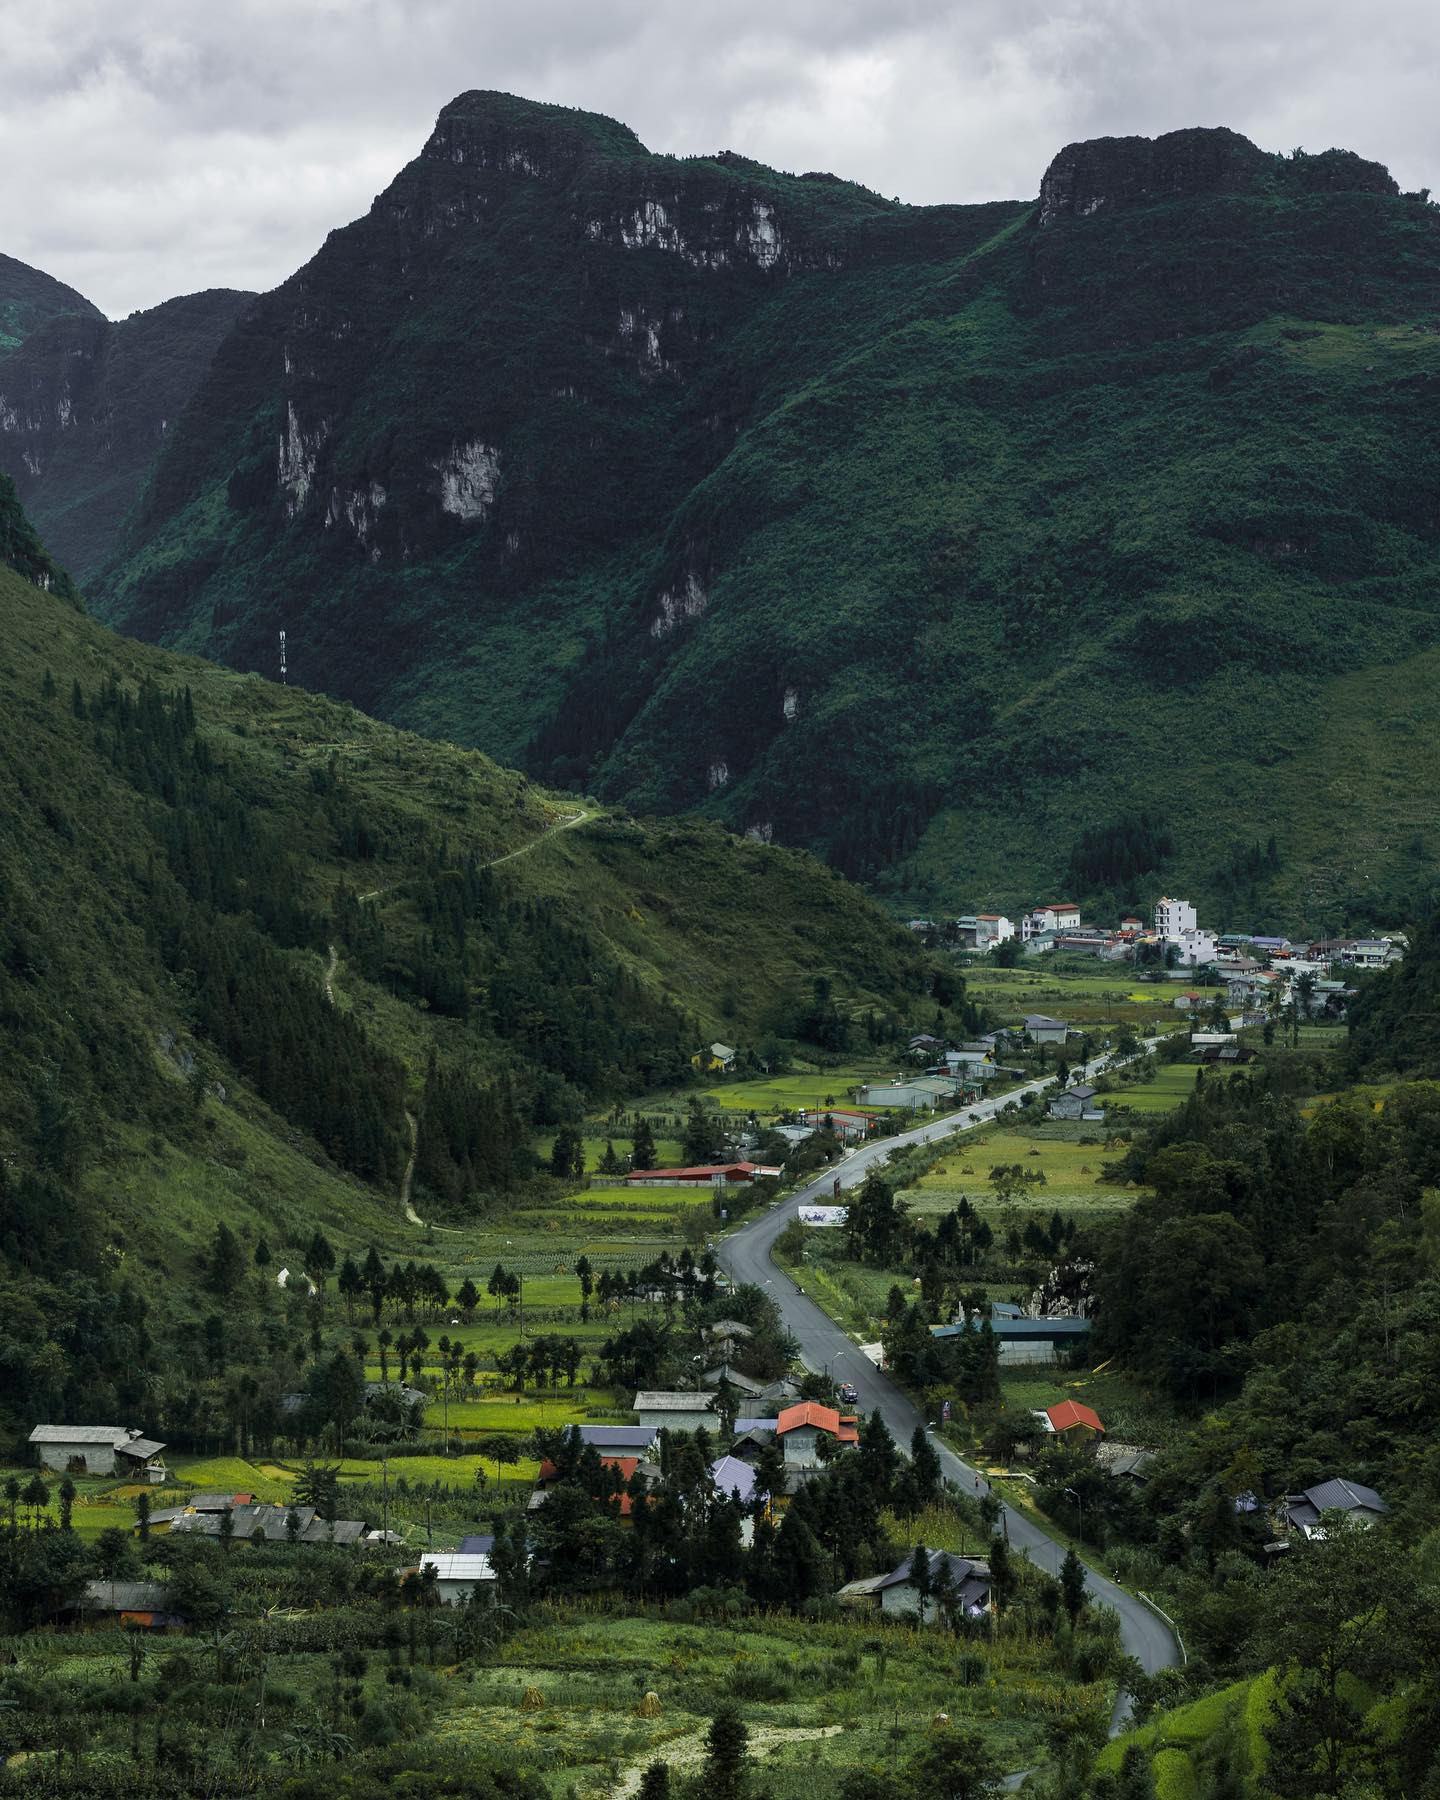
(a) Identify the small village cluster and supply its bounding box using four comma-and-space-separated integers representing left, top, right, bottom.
911, 896, 1406, 973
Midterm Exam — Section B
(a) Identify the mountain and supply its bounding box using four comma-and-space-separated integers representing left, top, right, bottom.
0, 285, 252, 584
0, 251, 100, 350
0, 474, 943, 1354
91, 96, 1440, 924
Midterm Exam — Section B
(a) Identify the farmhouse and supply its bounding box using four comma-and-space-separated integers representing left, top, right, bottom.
170, 1503, 366, 1545
692, 1041, 737, 1072
29, 1425, 168, 1482
76, 1580, 184, 1630
1281, 1478, 1388, 1539
416, 1551, 496, 1604
1023, 903, 1081, 939
837, 1550, 991, 1621
633, 1391, 718, 1433
1040, 1400, 1105, 1445
1024, 1015, 1070, 1045
776, 1401, 858, 1468
626, 1161, 780, 1188
1047, 1084, 1104, 1122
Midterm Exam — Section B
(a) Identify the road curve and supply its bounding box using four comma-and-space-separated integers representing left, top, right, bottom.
715, 1044, 1178, 1702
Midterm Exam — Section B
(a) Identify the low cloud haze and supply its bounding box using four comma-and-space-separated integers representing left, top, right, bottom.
4, 0, 1437, 317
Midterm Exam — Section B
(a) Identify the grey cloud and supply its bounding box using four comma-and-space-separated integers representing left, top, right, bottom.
1, 0, 1435, 316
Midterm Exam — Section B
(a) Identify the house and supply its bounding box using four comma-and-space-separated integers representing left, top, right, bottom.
838, 1550, 991, 1621
416, 1551, 496, 1605
1154, 897, 1197, 939
931, 1308, 1091, 1367
1281, 1478, 1388, 1539
776, 1401, 858, 1468
1024, 903, 1081, 939
29, 1425, 168, 1482
976, 913, 1015, 945
1119, 915, 1144, 934
170, 1502, 365, 1545
801, 1108, 874, 1140
626, 1162, 780, 1188
633, 1391, 718, 1434
857, 1077, 956, 1111
572, 1427, 660, 1462
1096, 1444, 1156, 1484
1041, 1400, 1105, 1444
704, 1319, 754, 1344
728, 1423, 779, 1463
1047, 1084, 1104, 1123
77, 1579, 184, 1630
692, 1042, 737, 1073
701, 1365, 768, 1398
908, 1033, 944, 1055
1024, 1015, 1070, 1046
710, 1455, 759, 1507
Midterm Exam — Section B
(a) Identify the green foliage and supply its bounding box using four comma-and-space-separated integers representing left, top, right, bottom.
89, 107, 1440, 919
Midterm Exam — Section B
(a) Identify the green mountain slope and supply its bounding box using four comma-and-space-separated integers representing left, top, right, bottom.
91, 98, 1440, 923
0, 475, 941, 1393
0, 286, 252, 583
0, 251, 100, 351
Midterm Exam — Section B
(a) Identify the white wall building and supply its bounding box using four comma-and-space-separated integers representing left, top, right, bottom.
1154, 896, 1198, 939
417, 1552, 496, 1605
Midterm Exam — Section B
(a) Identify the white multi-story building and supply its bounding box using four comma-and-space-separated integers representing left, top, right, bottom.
975, 913, 1014, 944
1023, 902, 1080, 940
1172, 929, 1218, 966
1154, 896, 1198, 940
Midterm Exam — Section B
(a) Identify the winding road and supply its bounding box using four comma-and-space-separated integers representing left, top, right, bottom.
715, 1043, 1178, 1709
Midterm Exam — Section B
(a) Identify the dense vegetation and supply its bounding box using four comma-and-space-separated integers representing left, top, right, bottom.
72, 96, 1440, 922
0, 283, 252, 582
0, 476, 946, 1432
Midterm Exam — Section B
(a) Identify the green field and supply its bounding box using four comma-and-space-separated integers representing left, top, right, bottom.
963, 967, 1192, 1032
1100, 1061, 1203, 1114
908, 1121, 1132, 1213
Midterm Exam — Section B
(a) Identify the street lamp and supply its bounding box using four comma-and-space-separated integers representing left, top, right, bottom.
1064, 1485, 1084, 1546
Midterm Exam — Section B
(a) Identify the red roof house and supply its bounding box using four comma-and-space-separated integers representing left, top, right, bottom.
1045, 1400, 1104, 1440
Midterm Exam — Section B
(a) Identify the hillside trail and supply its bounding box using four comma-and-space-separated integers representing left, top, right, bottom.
322, 944, 338, 1006
354, 808, 589, 904
400, 1109, 424, 1227
612, 1721, 841, 1797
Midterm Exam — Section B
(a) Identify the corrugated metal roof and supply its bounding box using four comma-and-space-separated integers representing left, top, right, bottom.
634, 1391, 716, 1411
29, 1425, 130, 1445
419, 1553, 495, 1581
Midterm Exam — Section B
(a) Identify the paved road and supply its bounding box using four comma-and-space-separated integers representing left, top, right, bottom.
716, 1043, 1178, 1711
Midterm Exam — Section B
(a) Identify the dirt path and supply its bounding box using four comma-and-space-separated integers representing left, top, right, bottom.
399, 1109, 424, 1227
612, 1722, 842, 1797
486, 808, 590, 868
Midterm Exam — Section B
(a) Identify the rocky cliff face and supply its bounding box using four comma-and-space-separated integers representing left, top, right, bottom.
0, 288, 251, 582
90, 105, 1440, 915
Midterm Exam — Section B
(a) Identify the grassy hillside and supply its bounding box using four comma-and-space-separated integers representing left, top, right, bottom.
0, 286, 252, 582
88, 101, 1440, 926
0, 474, 943, 1424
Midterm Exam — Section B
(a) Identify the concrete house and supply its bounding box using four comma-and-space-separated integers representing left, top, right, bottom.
1024, 903, 1081, 939
1154, 896, 1197, 939
1282, 1478, 1388, 1540
1047, 1083, 1104, 1122
838, 1550, 991, 1621
1024, 1015, 1070, 1046
29, 1425, 168, 1482
693, 1042, 737, 1072
776, 1402, 858, 1468
633, 1391, 718, 1434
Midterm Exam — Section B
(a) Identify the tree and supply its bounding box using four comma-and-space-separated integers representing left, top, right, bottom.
306, 1232, 336, 1291
22, 1474, 49, 1529
57, 1477, 75, 1533
909, 1543, 934, 1625
702, 1706, 753, 1800
682, 1099, 721, 1166
631, 1116, 658, 1172
1060, 1547, 1086, 1628
206, 1222, 246, 1297
907, 1727, 1002, 1798
637, 1764, 671, 1800
135, 1490, 151, 1542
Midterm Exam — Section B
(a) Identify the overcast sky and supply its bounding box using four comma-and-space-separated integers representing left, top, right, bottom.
5, 0, 1438, 318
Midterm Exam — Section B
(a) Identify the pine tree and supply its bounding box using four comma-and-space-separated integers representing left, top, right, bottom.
1060, 1546, 1087, 1627
631, 1116, 657, 1171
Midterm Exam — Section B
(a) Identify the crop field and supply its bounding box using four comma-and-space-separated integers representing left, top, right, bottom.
441, 1607, 1108, 1794
906, 1122, 1135, 1213
964, 967, 1190, 1031
1099, 1062, 1202, 1115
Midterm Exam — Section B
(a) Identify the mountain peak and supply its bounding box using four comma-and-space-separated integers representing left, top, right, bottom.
1037, 126, 1396, 227
423, 88, 648, 175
